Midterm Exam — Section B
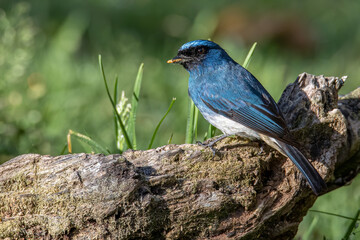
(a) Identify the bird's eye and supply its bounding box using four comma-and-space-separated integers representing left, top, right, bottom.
197, 47, 206, 54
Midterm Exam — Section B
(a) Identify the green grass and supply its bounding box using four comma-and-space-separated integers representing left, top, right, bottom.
128, 63, 144, 150
242, 42, 257, 68
343, 209, 360, 240
148, 97, 176, 149
185, 99, 196, 144
300, 209, 360, 240
99, 54, 133, 151
67, 129, 109, 154
296, 175, 360, 239
67, 57, 176, 154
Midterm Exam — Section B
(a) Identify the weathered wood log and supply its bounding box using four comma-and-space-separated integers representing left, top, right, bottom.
0, 73, 359, 239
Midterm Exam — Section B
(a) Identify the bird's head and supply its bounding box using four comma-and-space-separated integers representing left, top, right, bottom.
167, 40, 231, 71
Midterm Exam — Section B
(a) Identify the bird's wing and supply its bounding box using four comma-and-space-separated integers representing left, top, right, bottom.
199, 68, 294, 144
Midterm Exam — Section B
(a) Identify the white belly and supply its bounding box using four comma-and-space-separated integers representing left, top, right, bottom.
202, 112, 260, 139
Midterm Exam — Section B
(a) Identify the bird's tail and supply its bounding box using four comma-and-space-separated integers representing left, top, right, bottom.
274, 139, 327, 195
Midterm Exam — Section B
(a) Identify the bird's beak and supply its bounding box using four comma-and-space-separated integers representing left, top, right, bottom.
167, 56, 183, 64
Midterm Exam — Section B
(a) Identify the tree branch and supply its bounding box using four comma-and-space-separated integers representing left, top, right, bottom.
0, 73, 359, 239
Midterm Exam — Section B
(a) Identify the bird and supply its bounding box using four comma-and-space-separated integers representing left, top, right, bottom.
167, 39, 326, 195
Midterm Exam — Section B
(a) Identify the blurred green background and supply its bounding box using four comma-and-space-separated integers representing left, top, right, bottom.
1, 0, 359, 239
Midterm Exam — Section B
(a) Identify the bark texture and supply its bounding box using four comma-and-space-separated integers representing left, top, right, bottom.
0, 73, 359, 239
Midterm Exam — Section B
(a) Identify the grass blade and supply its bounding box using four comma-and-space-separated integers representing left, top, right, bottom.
68, 129, 109, 154
242, 42, 257, 69
148, 98, 176, 149
204, 124, 216, 140
113, 75, 120, 152
185, 99, 195, 143
309, 210, 360, 221
168, 133, 174, 144
343, 209, 360, 240
60, 143, 68, 155
128, 63, 144, 150
302, 216, 319, 240
210, 124, 216, 138
193, 107, 199, 141
98, 54, 133, 149
67, 131, 72, 153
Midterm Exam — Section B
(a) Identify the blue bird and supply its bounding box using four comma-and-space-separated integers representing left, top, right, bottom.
168, 40, 326, 195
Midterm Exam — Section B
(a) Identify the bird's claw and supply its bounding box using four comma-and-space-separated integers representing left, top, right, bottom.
197, 141, 218, 157
196, 140, 205, 146
197, 134, 231, 157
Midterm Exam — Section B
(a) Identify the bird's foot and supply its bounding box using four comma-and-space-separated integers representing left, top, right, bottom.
197, 134, 230, 157
196, 141, 217, 156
